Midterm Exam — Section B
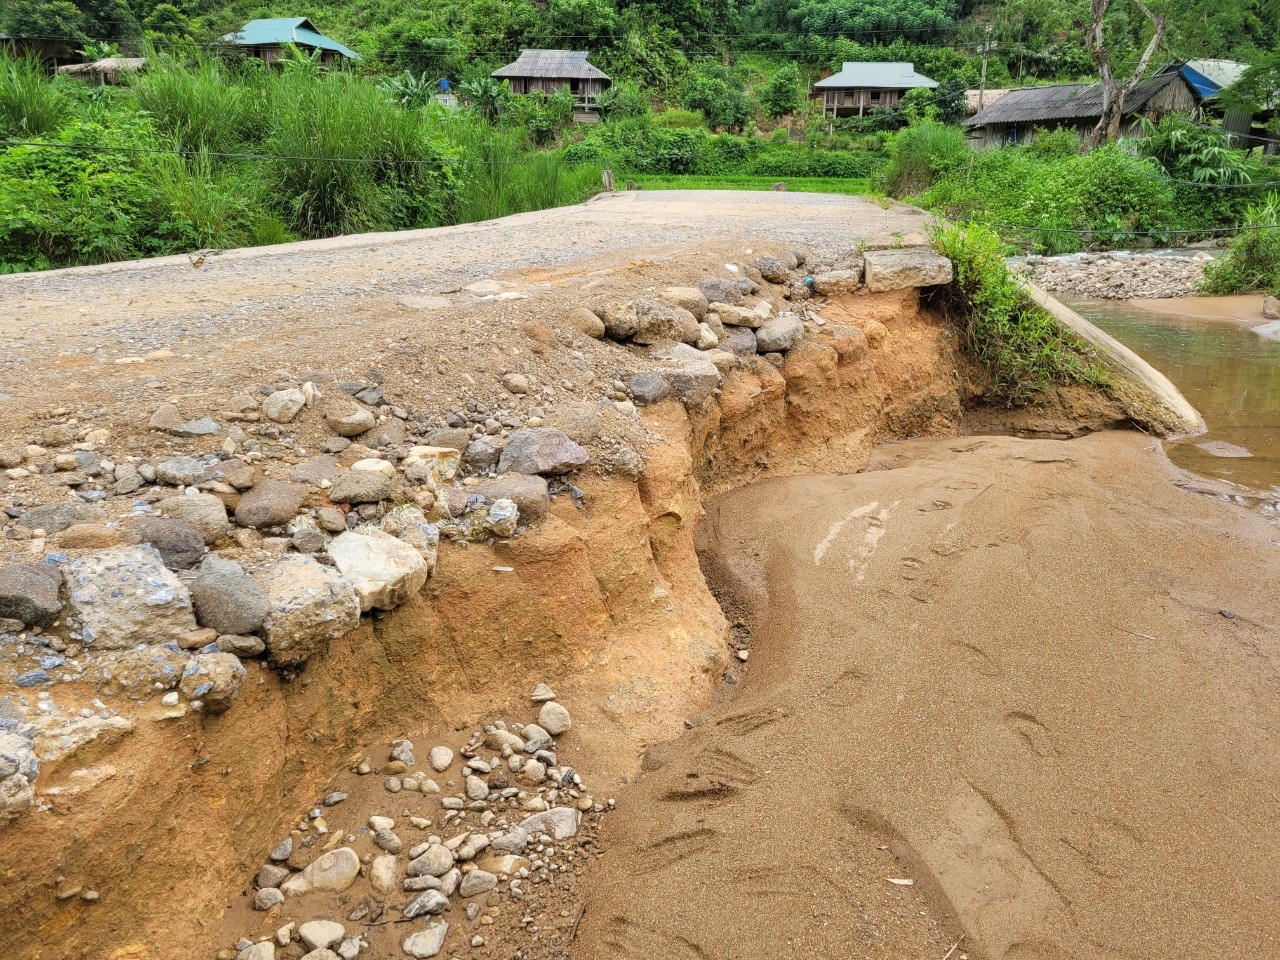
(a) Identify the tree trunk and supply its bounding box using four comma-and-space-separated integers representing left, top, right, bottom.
1084, 0, 1167, 147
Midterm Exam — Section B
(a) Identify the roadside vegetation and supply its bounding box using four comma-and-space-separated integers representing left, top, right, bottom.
1200, 192, 1280, 296
930, 221, 1109, 400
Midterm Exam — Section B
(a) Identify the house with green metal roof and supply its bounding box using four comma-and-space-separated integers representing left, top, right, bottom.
218, 17, 361, 65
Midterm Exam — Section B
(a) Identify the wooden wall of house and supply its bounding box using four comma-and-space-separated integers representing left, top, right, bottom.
510, 77, 608, 98
1143, 80, 1197, 119
821, 88, 904, 111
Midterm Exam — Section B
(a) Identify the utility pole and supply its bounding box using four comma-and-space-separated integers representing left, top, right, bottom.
977, 25, 997, 111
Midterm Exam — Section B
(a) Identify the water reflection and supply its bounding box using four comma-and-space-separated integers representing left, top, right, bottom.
1072, 299, 1280, 499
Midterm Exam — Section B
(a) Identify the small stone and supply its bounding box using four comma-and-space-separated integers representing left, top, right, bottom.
529, 682, 556, 703
125, 516, 205, 570
754, 313, 805, 353
170, 417, 222, 437
519, 807, 580, 840
501, 373, 531, 395
385, 777, 403, 793
17, 502, 105, 534
862, 249, 953, 291
177, 652, 246, 714
159, 493, 230, 544
459, 869, 497, 897
149, 403, 182, 431
270, 838, 293, 861
65, 545, 196, 649
402, 923, 449, 959
403, 889, 449, 919
234, 479, 308, 529
254, 556, 360, 667
407, 844, 455, 877
0, 562, 62, 628
374, 829, 403, 854
628, 372, 670, 407
328, 529, 428, 612
391, 738, 415, 766
1264, 295, 1280, 320
324, 398, 376, 437
263, 389, 306, 424
254, 888, 285, 911
328, 470, 394, 505
192, 554, 269, 636
299, 920, 346, 951
538, 701, 572, 736
428, 746, 454, 772
567, 307, 606, 339
316, 507, 348, 532
811, 268, 862, 295
280, 847, 360, 897
371, 854, 399, 895
257, 864, 290, 888
465, 775, 488, 800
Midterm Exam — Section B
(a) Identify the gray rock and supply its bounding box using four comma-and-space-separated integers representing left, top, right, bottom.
178, 652, 246, 713
491, 827, 529, 854
158, 493, 230, 544
633, 298, 700, 346
463, 436, 503, 471
538, 701, 572, 736
125, 516, 205, 570
465, 774, 488, 800
155, 456, 207, 487
422, 429, 472, 452
530, 682, 556, 702
256, 863, 290, 888
717, 328, 758, 356
235, 479, 307, 529
263, 389, 306, 424
370, 854, 399, 895
657, 344, 723, 406
324, 399, 375, 438
498, 429, 589, 476
0, 563, 62, 628
391, 738, 415, 765
407, 843, 454, 877
192, 554, 269, 636
1264, 295, 1280, 320
316, 507, 348, 533
403, 890, 449, 919
17, 502, 104, 534
402, 923, 448, 959
65, 545, 197, 649
459, 869, 497, 897
254, 888, 285, 911
862, 249, 953, 291
374, 828, 403, 854
661, 286, 708, 319
567, 306, 606, 339
170, 417, 221, 437
628, 372, 671, 406
328, 470, 394, 505
521, 723, 553, 753
289, 516, 329, 554
270, 837, 292, 861
811, 267, 862, 295
709, 303, 765, 329
519, 806, 580, 840
599, 302, 638, 340
290, 456, 341, 486
299, 920, 345, 950
327, 529, 428, 612
365, 417, 407, 449
254, 556, 361, 667
754, 313, 805, 353
281, 848, 361, 897
699, 277, 743, 306
428, 746, 453, 772
756, 256, 791, 284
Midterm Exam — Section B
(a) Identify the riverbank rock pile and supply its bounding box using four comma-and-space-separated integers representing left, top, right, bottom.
224, 689, 609, 960
0, 243, 955, 828
1015, 251, 1215, 300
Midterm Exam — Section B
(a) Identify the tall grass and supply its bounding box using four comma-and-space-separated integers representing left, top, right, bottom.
1200, 192, 1280, 296
0, 54, 68, 137
882, 121, 968, 196
131, 55, 255, 153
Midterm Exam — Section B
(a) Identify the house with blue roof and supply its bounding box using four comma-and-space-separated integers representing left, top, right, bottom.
219, 17, 361, 66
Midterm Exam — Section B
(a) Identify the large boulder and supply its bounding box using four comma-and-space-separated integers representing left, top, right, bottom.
598, 302, 638, 340
632, 299, 700, 346
498, 429, 589, 476
255, 556, 360, 666
709, 303, 765, 329
756, 255, 792, 284
191, 554, 270, 636
862, 249, 953, 291
717, 328, 758, 356
65, 545, 197, 649
327, 529, 429, 613
754, 313, 805, 353
178, 652, 246, 713
0, 563, 63, 628
263, 389, 306, 424
125, 516, 205, 570
655, 344, 722, 406
158, 493, 230, 544
699, 277, 743, 306
155, 456, 206, 487
324, 398, 376, 437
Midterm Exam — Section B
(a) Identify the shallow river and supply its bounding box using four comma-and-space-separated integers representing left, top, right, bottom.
1073, 298, 1280, 500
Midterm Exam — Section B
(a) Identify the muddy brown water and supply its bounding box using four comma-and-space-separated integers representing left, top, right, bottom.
1072, 298, 1280, 501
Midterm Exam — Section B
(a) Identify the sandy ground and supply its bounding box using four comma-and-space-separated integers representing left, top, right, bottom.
575, 431, 1280, 960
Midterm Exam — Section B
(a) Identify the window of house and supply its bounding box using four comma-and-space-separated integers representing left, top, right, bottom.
870, 90, 882, 104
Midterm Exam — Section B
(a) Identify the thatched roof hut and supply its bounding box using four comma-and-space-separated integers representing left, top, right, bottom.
57, 57, 147, 84
492, 50, 610, 101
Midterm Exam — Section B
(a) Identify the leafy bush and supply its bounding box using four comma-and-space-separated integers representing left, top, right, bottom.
929, 222, 1107, 401
749, 147, 880, 178
758, 64, 803, 119
1200, 192, 1280, 296
682, 60, 755, 132
597, 80, 650, 122
882, 121, 968, 195
653, 109, 701, 129
1026, 127, 1080, 160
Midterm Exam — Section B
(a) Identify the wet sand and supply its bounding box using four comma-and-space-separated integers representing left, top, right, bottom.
1130, 293, 1268, 323
575, 431, 1280, 960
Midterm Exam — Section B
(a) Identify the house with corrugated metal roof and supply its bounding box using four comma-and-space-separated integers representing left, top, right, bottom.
964, 71, 1200, 148
219, 18, 361, 66
811, 62, 937, 117
492, 50, 610, 117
